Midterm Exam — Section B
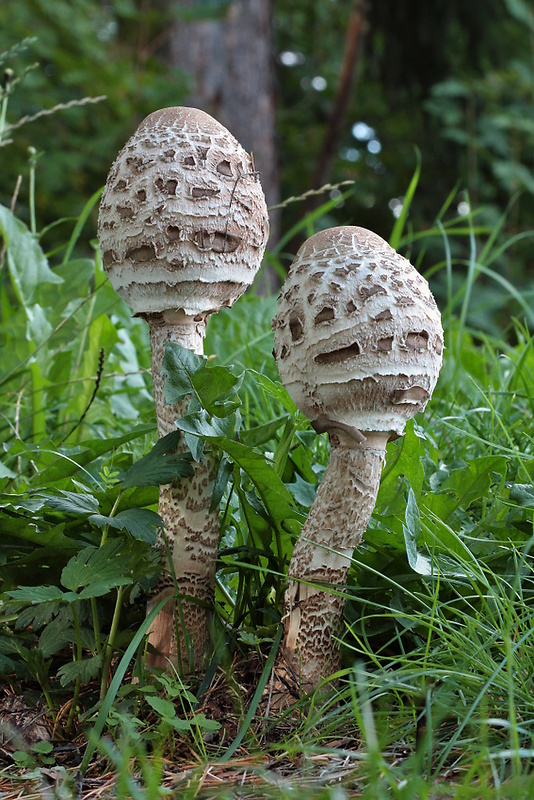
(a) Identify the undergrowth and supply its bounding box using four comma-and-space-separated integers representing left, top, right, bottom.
1, 46, 534, 800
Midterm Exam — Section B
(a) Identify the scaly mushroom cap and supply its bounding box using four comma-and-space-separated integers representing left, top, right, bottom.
272, 226, 443, 437
98, 107, 269, 317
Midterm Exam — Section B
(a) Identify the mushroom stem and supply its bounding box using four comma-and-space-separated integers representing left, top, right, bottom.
145, 311, 219, 672
282, 430, 389, 689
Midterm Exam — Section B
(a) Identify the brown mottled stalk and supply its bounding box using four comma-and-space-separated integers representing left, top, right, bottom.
272, 226, 444, 699
97, 106, 269, 675
144, 312, 219, 672
282, 431, 388, 688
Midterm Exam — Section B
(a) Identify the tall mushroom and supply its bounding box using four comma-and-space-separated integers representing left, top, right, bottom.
98, 107, 269, 671
272, 226, 443, 691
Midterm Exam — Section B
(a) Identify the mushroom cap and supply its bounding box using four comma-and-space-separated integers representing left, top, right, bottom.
272, 226, 443, 437
98, 107, 269, 317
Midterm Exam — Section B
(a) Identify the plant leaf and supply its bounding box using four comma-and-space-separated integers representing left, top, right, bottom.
61, 540, 131, 592
121, 431, 194, 488
0, 205, 62, 307
57, 653, 103, 687
89, 508, 162, 544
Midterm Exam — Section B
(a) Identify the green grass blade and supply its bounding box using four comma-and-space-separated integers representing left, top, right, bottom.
80, 595, 173, 775
389, 149, 421, 250
61, 187, 103, 265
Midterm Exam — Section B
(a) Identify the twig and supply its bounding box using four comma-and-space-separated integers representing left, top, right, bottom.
3, 95, 107, 135
310, 2, 367, 198
60, 347, 105, 443
268, 179, 355, 211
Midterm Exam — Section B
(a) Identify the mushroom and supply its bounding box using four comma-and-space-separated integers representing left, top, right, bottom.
272, 226, 443, 692
98, 107, 269, 672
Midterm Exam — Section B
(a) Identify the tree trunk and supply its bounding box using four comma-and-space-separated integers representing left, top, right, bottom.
161, 0, 279, 253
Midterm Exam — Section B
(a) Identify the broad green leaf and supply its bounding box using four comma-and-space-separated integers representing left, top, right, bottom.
175, 409, 236, 441
0, 205, 63, 307
121, 431, 193, 488
248, 370, 297, 414
6, 585, 68, 604
508, 483, 534, 508
61, 540, 130, 592
0, 517, 74, 552
240, 416, 289, 448
146, 695, 177, 719
89, 508, 162, 544
0, 462, 16, 479
58, 653, 104, 687
188, 714, 220, 733
163, 341, 243, 417
173, 416, 302, 534
425, 456, 507, 520
191, 365, 243, 416
420, 509, 489, 586
35, 490, 99, 516
288, 474, 317, 509
210, 453, 233, 512
376, 422, 424, 516
78, 577, 132, 599
34, 425, 156, 485
162, 343, 205, 402
39, 615, 75, 656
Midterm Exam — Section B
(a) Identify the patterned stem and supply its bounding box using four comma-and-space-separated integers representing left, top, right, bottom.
281, 431, 388, 689
145, 312, 220, 673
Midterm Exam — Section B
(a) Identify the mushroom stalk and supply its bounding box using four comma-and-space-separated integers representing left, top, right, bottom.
272, 225, 443, 696
97, 106, 269, 674
282, 431, 388, 687
145, 311, 218, 671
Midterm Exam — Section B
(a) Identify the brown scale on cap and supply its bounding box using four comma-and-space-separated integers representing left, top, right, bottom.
270, 226, 443, 699
98, 107, 269, 673
98, 106, 269, 318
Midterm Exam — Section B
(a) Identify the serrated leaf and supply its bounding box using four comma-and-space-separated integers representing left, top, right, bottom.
121, 431, 194, 489
16, 602, 62, 631
6, 585, 68, 604
57, 653, 103, 687
35, 490, 99, 516
78, 576, 133, 600
61, 540, 130, 592
191, 366, 243, 416
146, 695, 177, 719
192, 714, 221, 733
162, 343, 205, 402
39, 615, 75, 656
89, 508, 162, 544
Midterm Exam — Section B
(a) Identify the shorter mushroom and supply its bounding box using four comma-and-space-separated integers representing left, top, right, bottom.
272, 226, 443, 691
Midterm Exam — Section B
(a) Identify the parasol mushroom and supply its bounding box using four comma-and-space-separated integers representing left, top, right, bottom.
272, 226, 443, 691
98, 107, 269, 672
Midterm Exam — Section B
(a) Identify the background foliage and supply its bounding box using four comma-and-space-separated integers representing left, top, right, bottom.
1, 2, 534, 796
1, 0, 534, 294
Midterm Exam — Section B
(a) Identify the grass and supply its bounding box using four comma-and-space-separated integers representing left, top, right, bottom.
1, 73, 534, 798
